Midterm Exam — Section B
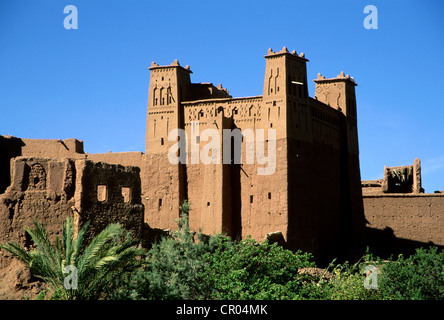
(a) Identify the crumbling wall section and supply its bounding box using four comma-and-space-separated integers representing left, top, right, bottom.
0, 135, 85, 195
85, 151, 143, 168
20, 138, 85, 159
0, 157, 76, 247
74, 160, 144, 243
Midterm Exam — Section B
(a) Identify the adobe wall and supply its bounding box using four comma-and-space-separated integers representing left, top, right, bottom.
85, 151, 143, 168
363, 194, 444, 246
73, 160, 144, 243
0, 157, 76, 247
0, 135, 85, 194
181, 96, 289, 241
0, 157, 144, 245
20, 138, 85, 159
239, 138, 288, 243
0, 157, 78, 299
0, 157, 144, 298
287, 123, 365, 264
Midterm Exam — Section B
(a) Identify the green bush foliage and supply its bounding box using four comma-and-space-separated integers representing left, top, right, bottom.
328, 260, 383, 300
378, 246, 444, 300
110, 204, 218, 300
2, 201, 443, 300
203, 236, 330, 300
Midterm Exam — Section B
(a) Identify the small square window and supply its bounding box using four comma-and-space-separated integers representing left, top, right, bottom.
97, 185, 107, 202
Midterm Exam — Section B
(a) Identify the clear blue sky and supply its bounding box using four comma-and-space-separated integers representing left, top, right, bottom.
1, 0, 443, 192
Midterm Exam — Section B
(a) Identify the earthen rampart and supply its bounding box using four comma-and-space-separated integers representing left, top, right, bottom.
362, 159, 444, 255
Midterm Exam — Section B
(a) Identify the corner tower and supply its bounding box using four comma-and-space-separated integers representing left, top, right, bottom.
313, 71, 358, 154
313, 71, 366, 258
143, 60, 191, 230
262, 47, 309, 138
145, 60, 192, 153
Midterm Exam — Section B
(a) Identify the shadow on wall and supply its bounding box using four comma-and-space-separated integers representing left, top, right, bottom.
0, 136, 24, 194
364, 226, 444, 258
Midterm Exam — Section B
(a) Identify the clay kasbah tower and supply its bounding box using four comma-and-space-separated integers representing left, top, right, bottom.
142, 47, 366, 265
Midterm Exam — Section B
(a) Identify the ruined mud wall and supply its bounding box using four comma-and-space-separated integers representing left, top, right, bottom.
20, 138, 85, 158
74, 160, 144, 243
0, 157, 76, 246
0, 157, 144, 248
0, 136, 85, 194
363, 194, 444, 246
0, 157, 145, 299
85, 151, 143, 168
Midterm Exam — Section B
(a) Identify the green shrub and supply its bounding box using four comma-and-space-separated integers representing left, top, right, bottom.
110, 203, 217, 300
378, 246, 444, 300
203, 236, 329, 300
328, 261, 383, 300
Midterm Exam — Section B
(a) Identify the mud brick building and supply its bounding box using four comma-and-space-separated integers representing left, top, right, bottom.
138, 47, 366, 264
1, 47, 442, 272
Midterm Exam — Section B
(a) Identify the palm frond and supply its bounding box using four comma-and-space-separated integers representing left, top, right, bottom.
76, 223, 123, 273
71, 220, 90, 266
0, 241, 32, 265
26, 220, 59, 270
1, 216, 146, 300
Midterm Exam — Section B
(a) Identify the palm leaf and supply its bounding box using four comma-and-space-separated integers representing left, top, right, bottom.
70, 220, 90, 266
76, 223, 122, 273
0, 241, 32, 265
1, 216, 146, 300
25, 220, 59, 271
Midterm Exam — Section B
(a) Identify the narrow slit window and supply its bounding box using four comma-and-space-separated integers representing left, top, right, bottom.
158, 198, 163, 209
268, 192, 271, 199
250, 195, 254, 204
122, 187, 131, 203
161, 138, 164, 145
